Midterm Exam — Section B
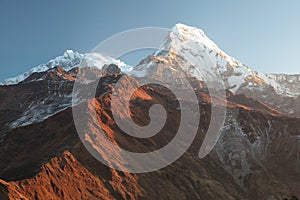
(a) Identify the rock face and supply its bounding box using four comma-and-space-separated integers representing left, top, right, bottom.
103, 64, 122, 75
0, 152, 116, 200
0, 66, 299, 199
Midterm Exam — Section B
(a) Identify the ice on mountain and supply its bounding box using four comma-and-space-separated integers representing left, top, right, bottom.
131, 23, 300, 98
1, 50, 132, 85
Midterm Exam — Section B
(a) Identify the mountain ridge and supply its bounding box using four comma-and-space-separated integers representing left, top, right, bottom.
1, 70, 299, 199
2, 24, 299, 99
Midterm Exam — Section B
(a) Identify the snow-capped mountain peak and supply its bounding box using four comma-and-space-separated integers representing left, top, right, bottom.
172, 23, 222, 57
131, 23, 300, 98
170, 23, 243, 68
132, 23, 255, 91
1, 50, 132, 85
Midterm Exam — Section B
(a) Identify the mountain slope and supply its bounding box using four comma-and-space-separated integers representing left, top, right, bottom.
0, 68, 299, 199
0, 151, 115, 200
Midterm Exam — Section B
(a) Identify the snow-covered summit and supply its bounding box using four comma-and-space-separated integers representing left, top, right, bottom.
1, 50, 132, 85
170, 23, 243, 68
132, 23, 300, 97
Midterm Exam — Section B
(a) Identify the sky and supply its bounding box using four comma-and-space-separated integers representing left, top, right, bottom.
0, 0, 299, 81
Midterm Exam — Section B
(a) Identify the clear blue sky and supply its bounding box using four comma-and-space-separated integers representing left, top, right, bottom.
0, 0, 299, 81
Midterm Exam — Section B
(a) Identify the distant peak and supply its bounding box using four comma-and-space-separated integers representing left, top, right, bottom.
0, 50, 132, 85
173, 23, 205, 35
170, 23, 220, 51
63, 49, 82, 59
65, 49, 75, 54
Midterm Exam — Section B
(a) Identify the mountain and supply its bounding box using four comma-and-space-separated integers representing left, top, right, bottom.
2, 24, 299, 118
0, 67, 299, 199
130, 23, 300, 116
132, 23, 300, 96
0, 23, 299, 199
0, 50, 132, 86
